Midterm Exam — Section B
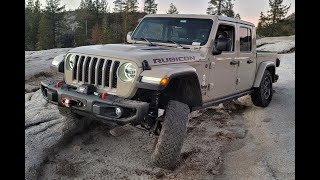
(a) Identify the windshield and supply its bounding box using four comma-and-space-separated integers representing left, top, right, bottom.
132, 17, 213, 46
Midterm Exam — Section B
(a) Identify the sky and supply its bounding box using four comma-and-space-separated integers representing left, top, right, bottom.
38, 0, 295, 26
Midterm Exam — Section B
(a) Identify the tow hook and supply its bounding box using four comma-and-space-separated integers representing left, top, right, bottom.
61, 98, 82, 107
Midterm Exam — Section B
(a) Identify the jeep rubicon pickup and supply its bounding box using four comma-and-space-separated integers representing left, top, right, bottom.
41, 14, 280, 170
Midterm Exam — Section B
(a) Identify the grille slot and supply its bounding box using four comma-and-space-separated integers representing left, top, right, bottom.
71, 55, 120, 89
97, 59, 105, 85
90, 58, 98, 84
105, 60, 112, 87
77, 56, 85, 81
72, 55, 79, 80
112, 61, 120, 88
84, 57, 91, 82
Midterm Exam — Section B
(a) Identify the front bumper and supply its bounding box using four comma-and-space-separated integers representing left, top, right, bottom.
40, 80, 149, 124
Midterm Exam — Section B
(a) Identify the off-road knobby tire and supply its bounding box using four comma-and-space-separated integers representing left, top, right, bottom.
251, 70, 273, 107
151, 100, 190, 170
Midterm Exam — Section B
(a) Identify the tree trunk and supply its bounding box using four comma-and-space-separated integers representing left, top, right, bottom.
218, 0, 222, 15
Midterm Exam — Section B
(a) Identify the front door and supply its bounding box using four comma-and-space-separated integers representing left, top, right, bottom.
235, 25, 256, 92
208, 23, 238, 99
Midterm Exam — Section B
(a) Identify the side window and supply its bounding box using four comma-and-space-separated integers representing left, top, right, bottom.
239, 27, 252, 52
214, 24, 235, 52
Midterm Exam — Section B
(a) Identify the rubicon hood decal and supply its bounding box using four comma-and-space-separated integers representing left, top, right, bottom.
153, 56, 197, 64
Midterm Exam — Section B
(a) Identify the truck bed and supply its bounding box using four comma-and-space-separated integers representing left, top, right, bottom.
256, 51, 278, 65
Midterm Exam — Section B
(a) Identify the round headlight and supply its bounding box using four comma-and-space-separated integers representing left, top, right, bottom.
66, 54, 77, 70
118, 63, 137, 82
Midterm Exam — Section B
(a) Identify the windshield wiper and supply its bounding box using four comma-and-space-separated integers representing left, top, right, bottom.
166, 40, 189, 49
134, 37, 156, 46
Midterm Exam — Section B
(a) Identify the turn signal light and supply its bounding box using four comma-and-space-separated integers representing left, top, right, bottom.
160, 77, 169, 85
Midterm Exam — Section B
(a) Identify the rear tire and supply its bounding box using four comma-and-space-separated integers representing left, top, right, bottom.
151, 100, 190, 170
251, 70, 273, 107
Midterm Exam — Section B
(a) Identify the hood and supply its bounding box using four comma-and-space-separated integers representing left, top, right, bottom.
68, 44, 204, 67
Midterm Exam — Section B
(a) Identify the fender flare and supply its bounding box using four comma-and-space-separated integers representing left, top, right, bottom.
253, 61, 276, 87
51, 54, 65, 73
135, 65, 203, 107
136, 64, 200, 90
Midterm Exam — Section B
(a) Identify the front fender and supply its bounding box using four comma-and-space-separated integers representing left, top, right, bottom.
253, 61, 275, 87
51, 54, 65, 73
136, 64, 198, 90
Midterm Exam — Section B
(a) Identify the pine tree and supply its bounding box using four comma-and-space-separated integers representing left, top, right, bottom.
122, 0, 139, 42
37, 13, 55, 49
25, 0, 34, 50
75, 0, 107, 45
235, 13, 241, 19
206, 0, 236, 17
113, 0, 125, 12
256, 0, 291, 37
206, 0, 223, 15
80, 0, 85, 8
90, 24, 103, 44
144, 0, 157, 14
101, 13, 113, 44
167, 3, 179, 14
37, 0, 65, 50
32, 0, 42, 48
222, 0, 235, 17
93, 0, 107, 26
112, 0, 126, 43
25, 0, 43, 50
257, 12, 268, 36
124, 0, 139, 13
268, 0, 290, 24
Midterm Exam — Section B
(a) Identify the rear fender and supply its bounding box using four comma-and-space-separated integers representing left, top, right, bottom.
253, 61, 276, 87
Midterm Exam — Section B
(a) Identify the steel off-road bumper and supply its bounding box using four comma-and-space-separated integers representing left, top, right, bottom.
40, 80, 149, 124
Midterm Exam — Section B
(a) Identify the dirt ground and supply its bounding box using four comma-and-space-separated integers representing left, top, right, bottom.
38, 102, 248, 180
215, 53, 295, 180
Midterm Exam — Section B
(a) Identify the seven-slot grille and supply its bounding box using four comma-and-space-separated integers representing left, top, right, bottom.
71, 55, 120, 88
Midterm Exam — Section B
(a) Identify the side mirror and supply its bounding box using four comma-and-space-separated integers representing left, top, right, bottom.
126, 31, 134, 43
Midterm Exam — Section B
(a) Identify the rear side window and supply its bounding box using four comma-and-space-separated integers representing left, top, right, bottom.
239, 27, 252, 52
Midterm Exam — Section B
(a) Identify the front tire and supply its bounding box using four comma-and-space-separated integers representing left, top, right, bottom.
251, 70, 273, 107
151, 100, 190, 170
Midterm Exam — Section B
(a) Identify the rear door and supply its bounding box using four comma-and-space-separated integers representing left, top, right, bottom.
235, 25, 256, 92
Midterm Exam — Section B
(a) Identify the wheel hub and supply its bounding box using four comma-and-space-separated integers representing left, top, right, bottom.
263, 76, 271, 99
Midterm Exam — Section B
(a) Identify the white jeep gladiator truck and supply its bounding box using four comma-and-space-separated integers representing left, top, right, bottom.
41, 14, 280, 170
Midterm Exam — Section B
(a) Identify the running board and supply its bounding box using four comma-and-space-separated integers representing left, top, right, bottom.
192, 89, 254, 111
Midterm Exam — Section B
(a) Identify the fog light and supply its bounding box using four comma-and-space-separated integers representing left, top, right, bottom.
115, 107, 123, 118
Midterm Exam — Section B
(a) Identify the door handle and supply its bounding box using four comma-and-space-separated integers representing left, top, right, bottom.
230, 60, 239, 65
247, 60, 254, 64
